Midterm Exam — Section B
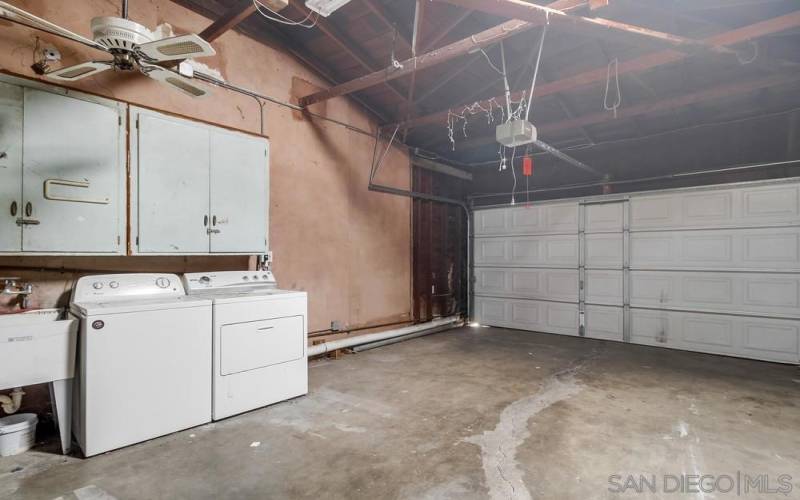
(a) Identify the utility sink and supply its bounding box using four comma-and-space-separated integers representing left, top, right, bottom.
0, 308, 77, 455
0, 309, 78, 389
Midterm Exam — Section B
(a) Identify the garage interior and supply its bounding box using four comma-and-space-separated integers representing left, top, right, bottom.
0, 0, 798, 499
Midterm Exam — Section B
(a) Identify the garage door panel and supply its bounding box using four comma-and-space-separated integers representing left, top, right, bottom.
474, 239, 508, 265
474, 203, 577, 236
474, 268, 578, 302
585, 270, 623, 305
585, 234, 624, 268
742, 322, 799, 356
475, 236, 578, 267
631, 228, 800, 271
585, 203, 624, 232
475, 298, 508, 325
631, 184, 800, 230
475, 210, 508, 236
681, 316, 734, 348
585, 305, 624, 341
630, 271, 800, 318
474, 297, 578, 336
630, 309, 799, 363
741, 185, 799, 221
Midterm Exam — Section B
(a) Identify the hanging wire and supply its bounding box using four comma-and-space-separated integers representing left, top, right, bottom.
478, 47, 506, 76
252, 0, 319, 28
604, 58, 622, 118
510, 146, 518, 205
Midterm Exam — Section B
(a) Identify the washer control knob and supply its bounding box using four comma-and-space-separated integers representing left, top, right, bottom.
92, 282, 103, 290
155, 277, 170, 289
243, 276, 249, 281
199, 276, 211, 284
109, 281, 119, 289
262, 275, 269, 280
253, 275, 259, 280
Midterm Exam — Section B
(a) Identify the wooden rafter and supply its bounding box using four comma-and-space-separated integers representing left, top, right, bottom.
393, 10, 800, 130
298, 0, 589, 107
199, 0, 257, 42
432, 0, 735, 56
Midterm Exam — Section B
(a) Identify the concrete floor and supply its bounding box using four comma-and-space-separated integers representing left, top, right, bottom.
2, 326, 799, 499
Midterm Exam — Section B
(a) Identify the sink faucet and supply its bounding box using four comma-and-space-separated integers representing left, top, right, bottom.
2, 277, 33, 309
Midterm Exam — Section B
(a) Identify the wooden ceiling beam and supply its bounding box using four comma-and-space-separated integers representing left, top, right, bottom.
298, 0, 588, 108
393, 9, 800, 130
199, 0, 257, 42
452, 73, 800, 151
432, 0, 734, 56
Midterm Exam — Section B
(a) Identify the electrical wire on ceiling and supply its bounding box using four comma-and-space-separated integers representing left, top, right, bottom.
252, 0, 319, 28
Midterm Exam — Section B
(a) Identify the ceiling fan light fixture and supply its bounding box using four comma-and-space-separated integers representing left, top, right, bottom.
304, 0, 353, 17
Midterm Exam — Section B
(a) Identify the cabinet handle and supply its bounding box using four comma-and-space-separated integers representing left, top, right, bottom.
212, 215, 217, 226
204, 215, 209, 227
16, 218, 40, 226
0, 151, 7, 159
207, 228, 221, 234
10, 201, 16, 217
43, 179, 109, 205
25, 202, 32, 217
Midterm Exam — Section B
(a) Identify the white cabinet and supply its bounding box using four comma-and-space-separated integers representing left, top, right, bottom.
0, 77, 126, 254
131, 107, 269, 255
209, 129, 269, 253
135, 110, 211, 253
0, 82, 23, 252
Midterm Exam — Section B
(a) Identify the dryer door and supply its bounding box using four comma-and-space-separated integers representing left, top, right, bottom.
220, 315, 305, 376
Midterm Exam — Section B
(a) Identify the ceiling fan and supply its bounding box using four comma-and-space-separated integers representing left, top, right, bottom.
0, 0, 215, 98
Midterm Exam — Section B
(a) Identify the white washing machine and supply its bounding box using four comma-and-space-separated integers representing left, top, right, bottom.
70, 274, 212, 457
182, 271, 308, 420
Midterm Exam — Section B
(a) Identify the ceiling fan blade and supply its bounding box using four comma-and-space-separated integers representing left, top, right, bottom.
139, 63, 211, 98
135, 34, 216, 62
45, 61, 113, 81
0, 1, 110, 53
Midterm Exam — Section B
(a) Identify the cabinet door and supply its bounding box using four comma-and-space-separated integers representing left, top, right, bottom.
22, 89, 123, 253
136, 110, 210, 253
209, 130, 268, 253
0, 82, 22, 251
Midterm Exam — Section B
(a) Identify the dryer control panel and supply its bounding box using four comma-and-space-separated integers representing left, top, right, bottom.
72, 274, 185, 303
183, 271, 277, 293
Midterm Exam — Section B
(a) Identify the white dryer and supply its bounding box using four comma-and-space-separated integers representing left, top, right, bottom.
182, 271, 308, 420
70, 274, 212, 457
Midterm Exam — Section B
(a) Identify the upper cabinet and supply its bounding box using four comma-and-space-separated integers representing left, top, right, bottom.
0, 77, 126, 255
130, 107, 269, 255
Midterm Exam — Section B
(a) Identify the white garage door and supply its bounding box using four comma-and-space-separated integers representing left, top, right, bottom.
473, 179, 800, 364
